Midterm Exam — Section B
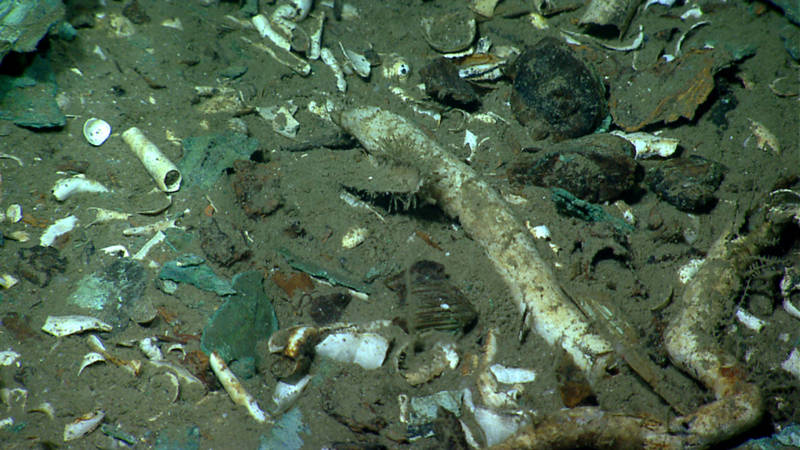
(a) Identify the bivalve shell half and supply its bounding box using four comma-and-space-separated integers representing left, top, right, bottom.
421, 9, 476, 53
63, 409, 105, 442
41, 315, 112, 337
83, 118, 111, 146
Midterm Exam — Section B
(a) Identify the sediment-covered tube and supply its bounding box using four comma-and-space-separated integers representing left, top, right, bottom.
122, 127, 182, 193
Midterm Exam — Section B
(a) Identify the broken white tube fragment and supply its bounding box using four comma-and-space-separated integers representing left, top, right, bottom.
209, 351, 271, 423
122, 127, 182, 192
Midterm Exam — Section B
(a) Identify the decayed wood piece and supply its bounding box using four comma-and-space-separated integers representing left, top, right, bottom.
332, 105, 614, 375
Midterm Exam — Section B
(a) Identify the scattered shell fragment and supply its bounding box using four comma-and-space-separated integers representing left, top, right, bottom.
252, 13, 291, 51
396, 341, 459, 385
341, 226, 368, 249
161, 17, 183, 30
339, 42, 371, 78
28, 402, 55, 420
274, 104, 301, 138
273, 374, 312, 411
139, 337, 164, 361
735, 308, 766, 332
82, 118, 111, 146
421, 9, 476, 53
469, 0, 500, 17
321, 47, 347, 92
122, 127, 182, 192
0, 273, 19, 289
40, 215, 79, 247
782, 348, 800, 380
52, 175, 110, 201
78, 352, 107, 375
209, 351, 270, 423
308, 13, 325, 60
382, 54, 411, 81
489, 364, 537, 384
6, 204, 22, 223
4, 231, 29, 242
63, 410, 105, 442
1, 387, 28, 409
678, 258, 705, 284
610, 130, 679, 159
748, 119, 780, 153
315, 331, 389, 370
41, 315, 112, 337
0, 350, 21, 366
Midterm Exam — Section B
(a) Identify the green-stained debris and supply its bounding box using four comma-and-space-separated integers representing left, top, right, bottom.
201, 271, 278, 370
179, 132, 259, 189
551, 188, 634, 233
259, 407, 309, 450
278, 247, 372, 294
158, 254, 236, 296
0, 0, 65, 62
68, 258, 153, 325
0, 55, 65, 128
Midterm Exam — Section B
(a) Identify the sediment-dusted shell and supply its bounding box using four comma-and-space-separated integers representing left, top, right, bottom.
421, 9, 476, 53
386, 260, 478, 334
83, 118, 111, 146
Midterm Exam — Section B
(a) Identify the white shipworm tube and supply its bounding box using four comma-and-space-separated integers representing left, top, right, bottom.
122, 127, 182, 193
209, 351, 271, 423
664, 227, 765, 446
332, 106, 613, 374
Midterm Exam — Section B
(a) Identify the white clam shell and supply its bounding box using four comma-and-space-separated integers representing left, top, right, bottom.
63, 409, 105, 442
83, 118, 111, 146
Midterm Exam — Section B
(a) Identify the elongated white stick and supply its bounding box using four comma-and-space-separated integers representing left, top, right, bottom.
209, 351, 270, 423
332, 106, 613, 374
122, 127, 182, 192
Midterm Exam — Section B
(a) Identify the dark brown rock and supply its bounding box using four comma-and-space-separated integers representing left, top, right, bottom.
646, 155, 726, 213
420, 58, 479, 109
16, 246, 66, 287
199, 218, 251, 267
509, 37, 607, 141
508, 133, 638, 203
231, 159, 283, 218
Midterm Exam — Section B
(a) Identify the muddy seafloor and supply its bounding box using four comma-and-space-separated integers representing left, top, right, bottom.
1, 0, 799, 448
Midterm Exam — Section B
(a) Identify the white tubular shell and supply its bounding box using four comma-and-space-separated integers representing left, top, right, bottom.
209, 351, 270, 423
332, 106, 613, 375
121, 127, 182, 192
